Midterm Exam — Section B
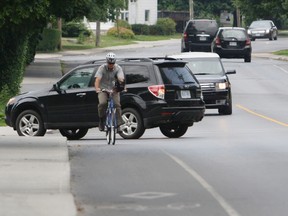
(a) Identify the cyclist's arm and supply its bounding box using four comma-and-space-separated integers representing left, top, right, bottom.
95, 77, 102, 93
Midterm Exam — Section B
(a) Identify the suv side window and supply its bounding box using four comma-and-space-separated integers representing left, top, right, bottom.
60, 66, 95, 90
158, 66, 196, 85
124, 65, 150, 84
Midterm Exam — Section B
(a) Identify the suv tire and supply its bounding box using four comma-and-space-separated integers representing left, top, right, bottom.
120, 108, 145, 139
159, 124, 188, 138
59, 128, 89, 140
16, 110, 46, 137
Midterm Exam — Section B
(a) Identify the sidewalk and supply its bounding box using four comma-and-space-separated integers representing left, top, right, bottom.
0, 134, 76, 216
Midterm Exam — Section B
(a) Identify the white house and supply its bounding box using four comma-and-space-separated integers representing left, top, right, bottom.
85, 0, 158, 34
122, 0, 158, 25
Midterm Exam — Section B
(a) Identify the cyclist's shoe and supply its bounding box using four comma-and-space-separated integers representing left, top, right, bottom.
98, 117, 105, 131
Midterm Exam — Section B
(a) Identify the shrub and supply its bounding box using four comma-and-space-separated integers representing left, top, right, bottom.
62, 21, 91, 37
131, 24, 150, 35
115, 20, 132, 30
155, 18, 176, 35
36, 28, 61, 51
107, 27, 135, 39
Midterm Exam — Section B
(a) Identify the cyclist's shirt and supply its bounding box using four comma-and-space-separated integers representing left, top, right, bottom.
95, 64, 124, 90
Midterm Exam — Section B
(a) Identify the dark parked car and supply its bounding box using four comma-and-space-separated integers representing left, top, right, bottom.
181, 19, 218, 52
211, 27, 252, 62
247, 20, 278, 41
5, 57, 205, 140
170, 52, 236, 115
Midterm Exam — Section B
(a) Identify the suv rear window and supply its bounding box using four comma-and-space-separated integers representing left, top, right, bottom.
220, 29, 246, 40
186, 20, 218, 35
158, 65, 196, 85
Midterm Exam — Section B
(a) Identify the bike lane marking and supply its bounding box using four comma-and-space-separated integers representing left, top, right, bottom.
163, 150, 242, 216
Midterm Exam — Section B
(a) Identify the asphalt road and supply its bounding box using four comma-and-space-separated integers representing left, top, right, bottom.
67, 38, 288, 216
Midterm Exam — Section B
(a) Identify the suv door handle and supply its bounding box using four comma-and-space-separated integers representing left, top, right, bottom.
76, 93, 86, 97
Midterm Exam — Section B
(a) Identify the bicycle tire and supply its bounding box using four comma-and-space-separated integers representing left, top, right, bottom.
110, 109, 117, 145
106, 129, 111, 144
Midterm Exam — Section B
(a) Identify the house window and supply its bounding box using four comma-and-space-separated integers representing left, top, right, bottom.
130, 0, 137, 2
145, 10, 150, 22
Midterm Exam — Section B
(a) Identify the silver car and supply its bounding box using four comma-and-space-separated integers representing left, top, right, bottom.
247, 20, 278, 41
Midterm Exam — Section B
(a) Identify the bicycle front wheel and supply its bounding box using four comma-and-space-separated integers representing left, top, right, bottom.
106, 129, 111, 144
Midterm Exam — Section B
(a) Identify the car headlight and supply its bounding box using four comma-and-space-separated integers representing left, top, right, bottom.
6, 97, 16, 106
216, 82, 228, 90
266, 29, 270, 34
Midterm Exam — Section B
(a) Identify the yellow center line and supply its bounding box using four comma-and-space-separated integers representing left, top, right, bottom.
236, 104, 288, 127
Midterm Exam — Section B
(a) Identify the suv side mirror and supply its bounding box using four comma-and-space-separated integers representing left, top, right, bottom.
53, 82, 65, 94
225, 69, 236, 75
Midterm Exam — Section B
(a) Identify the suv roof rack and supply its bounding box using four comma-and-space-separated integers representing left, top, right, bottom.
120, 57, 178, 62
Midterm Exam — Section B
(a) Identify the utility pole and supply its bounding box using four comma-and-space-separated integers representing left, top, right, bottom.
236, 8, 241, 27
189, 0, 194, 19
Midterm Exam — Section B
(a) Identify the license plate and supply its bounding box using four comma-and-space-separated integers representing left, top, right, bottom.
199, 36, 207, 41
229, 42, 237, 46
256, 33, 260, 36
181, 90, 191, 98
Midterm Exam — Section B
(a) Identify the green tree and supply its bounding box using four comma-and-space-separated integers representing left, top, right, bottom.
233, 0, 286, 27
0, 0, 91, 100
85, 0, 127, 47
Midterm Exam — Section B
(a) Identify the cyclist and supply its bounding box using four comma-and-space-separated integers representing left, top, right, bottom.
94, 52, 125, 131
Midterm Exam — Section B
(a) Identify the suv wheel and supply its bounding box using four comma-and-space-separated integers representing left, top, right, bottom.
244, 55, 251, 63
218, 92, 232, 115
119, 108, 145, 139
59, 128, 88, 140
159, 124, 188, 138
16, 110, 46, 137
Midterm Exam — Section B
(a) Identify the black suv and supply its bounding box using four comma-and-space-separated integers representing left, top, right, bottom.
181, 19, 218, 52
5, 57, 205, 140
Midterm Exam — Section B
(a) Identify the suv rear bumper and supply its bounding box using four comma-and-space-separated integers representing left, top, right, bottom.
214, 47, 251, 58
184, 42, 212, 52
144, 106, 205, 128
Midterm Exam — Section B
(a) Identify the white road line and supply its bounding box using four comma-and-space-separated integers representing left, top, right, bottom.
274, 64, 288, 74
163, 150, 242, 216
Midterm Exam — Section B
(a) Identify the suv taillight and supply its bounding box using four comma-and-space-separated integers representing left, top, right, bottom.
148, 85, 165, 99
183, 32, 188, 42
215, 37, 221, 45
245, 38, 251, 45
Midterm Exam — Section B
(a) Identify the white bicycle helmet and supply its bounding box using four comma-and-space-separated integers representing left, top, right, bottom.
106, 52, 116, 64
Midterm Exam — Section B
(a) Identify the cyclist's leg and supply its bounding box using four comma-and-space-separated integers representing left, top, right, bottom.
113, 92, 124, 127
98, 92, 108, 131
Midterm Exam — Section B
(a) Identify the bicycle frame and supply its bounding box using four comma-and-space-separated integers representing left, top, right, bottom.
104, 90, 117, 145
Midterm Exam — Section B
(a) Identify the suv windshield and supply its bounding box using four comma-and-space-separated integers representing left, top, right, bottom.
186, 58, 224, 75
158, 66, 195, 84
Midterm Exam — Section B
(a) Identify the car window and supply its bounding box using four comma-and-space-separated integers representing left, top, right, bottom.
220, 29, 246, 40
250, 21, 271, 28
158, 66, 196, 84
59, 67, 95, 90
186, 20, 217, 34
124, 65, 150, 84
186, 58, 224, 75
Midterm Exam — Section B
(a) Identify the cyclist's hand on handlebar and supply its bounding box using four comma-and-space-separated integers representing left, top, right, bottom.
96, 88, 101, 93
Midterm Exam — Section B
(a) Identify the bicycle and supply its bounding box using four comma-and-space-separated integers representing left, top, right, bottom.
101, 89, 118, 145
